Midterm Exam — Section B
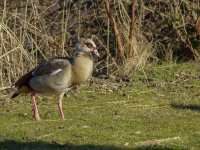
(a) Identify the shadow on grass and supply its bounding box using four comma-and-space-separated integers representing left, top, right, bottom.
0, 140, 126, 150
171, 103, 200, 112
134, 145, 183, 150
0, 140, 182, 150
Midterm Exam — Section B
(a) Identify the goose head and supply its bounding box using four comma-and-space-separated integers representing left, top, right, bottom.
75, 38, 100, 57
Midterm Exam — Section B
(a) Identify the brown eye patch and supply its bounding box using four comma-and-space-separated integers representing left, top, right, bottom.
85, 42, 93, 49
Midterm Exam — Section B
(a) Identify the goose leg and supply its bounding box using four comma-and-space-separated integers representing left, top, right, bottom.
31, 93, 40, 121
58, 93, 65, 120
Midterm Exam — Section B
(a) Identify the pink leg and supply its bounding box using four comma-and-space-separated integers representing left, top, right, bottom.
58, 93, 65, 120
31, 93, 40, 121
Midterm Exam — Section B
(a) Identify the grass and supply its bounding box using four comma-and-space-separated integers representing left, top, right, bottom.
0, 62, 200, 150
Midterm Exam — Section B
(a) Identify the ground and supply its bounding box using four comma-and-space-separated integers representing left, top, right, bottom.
0, 63, 200, 150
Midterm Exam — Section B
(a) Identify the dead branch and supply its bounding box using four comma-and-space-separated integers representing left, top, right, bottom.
196, 17, 200, 36
128, 0, 137, 58
104, 0, 125, 64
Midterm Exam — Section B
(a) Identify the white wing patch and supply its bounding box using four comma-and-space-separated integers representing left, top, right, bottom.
32, 71, 36, 76
50, 69, 62, 75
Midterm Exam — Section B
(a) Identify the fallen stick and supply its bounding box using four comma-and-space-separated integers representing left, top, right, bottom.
135, 136, 181, 146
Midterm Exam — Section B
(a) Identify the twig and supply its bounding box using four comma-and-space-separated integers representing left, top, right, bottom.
36, 132, 57, 140
126, 104, 169, 109
135, 136, 181, 146
0, 46, 20, 60
0, 86, 11, 91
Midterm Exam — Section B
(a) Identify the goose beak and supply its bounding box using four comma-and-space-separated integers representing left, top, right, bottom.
93, 49, 100, 57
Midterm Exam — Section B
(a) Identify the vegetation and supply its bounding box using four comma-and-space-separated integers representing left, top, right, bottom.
0, 0, 199, 87
0, 0, 200, 150
1, 63, 200, 150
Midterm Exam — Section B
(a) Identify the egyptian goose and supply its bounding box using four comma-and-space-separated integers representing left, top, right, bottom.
10, 38, 99, 121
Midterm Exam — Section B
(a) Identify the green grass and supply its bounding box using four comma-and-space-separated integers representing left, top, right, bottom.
1, 62, 200, 150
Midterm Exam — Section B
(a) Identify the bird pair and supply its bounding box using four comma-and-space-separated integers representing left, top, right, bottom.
11, 38, 99, 121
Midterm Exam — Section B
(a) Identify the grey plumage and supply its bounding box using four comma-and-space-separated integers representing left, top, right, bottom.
29, 58, 72, 94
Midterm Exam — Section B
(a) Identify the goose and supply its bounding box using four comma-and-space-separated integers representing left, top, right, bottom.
10, 38, 99, 121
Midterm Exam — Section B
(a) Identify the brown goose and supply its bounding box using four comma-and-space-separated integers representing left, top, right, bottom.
11, 38, 99, 121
